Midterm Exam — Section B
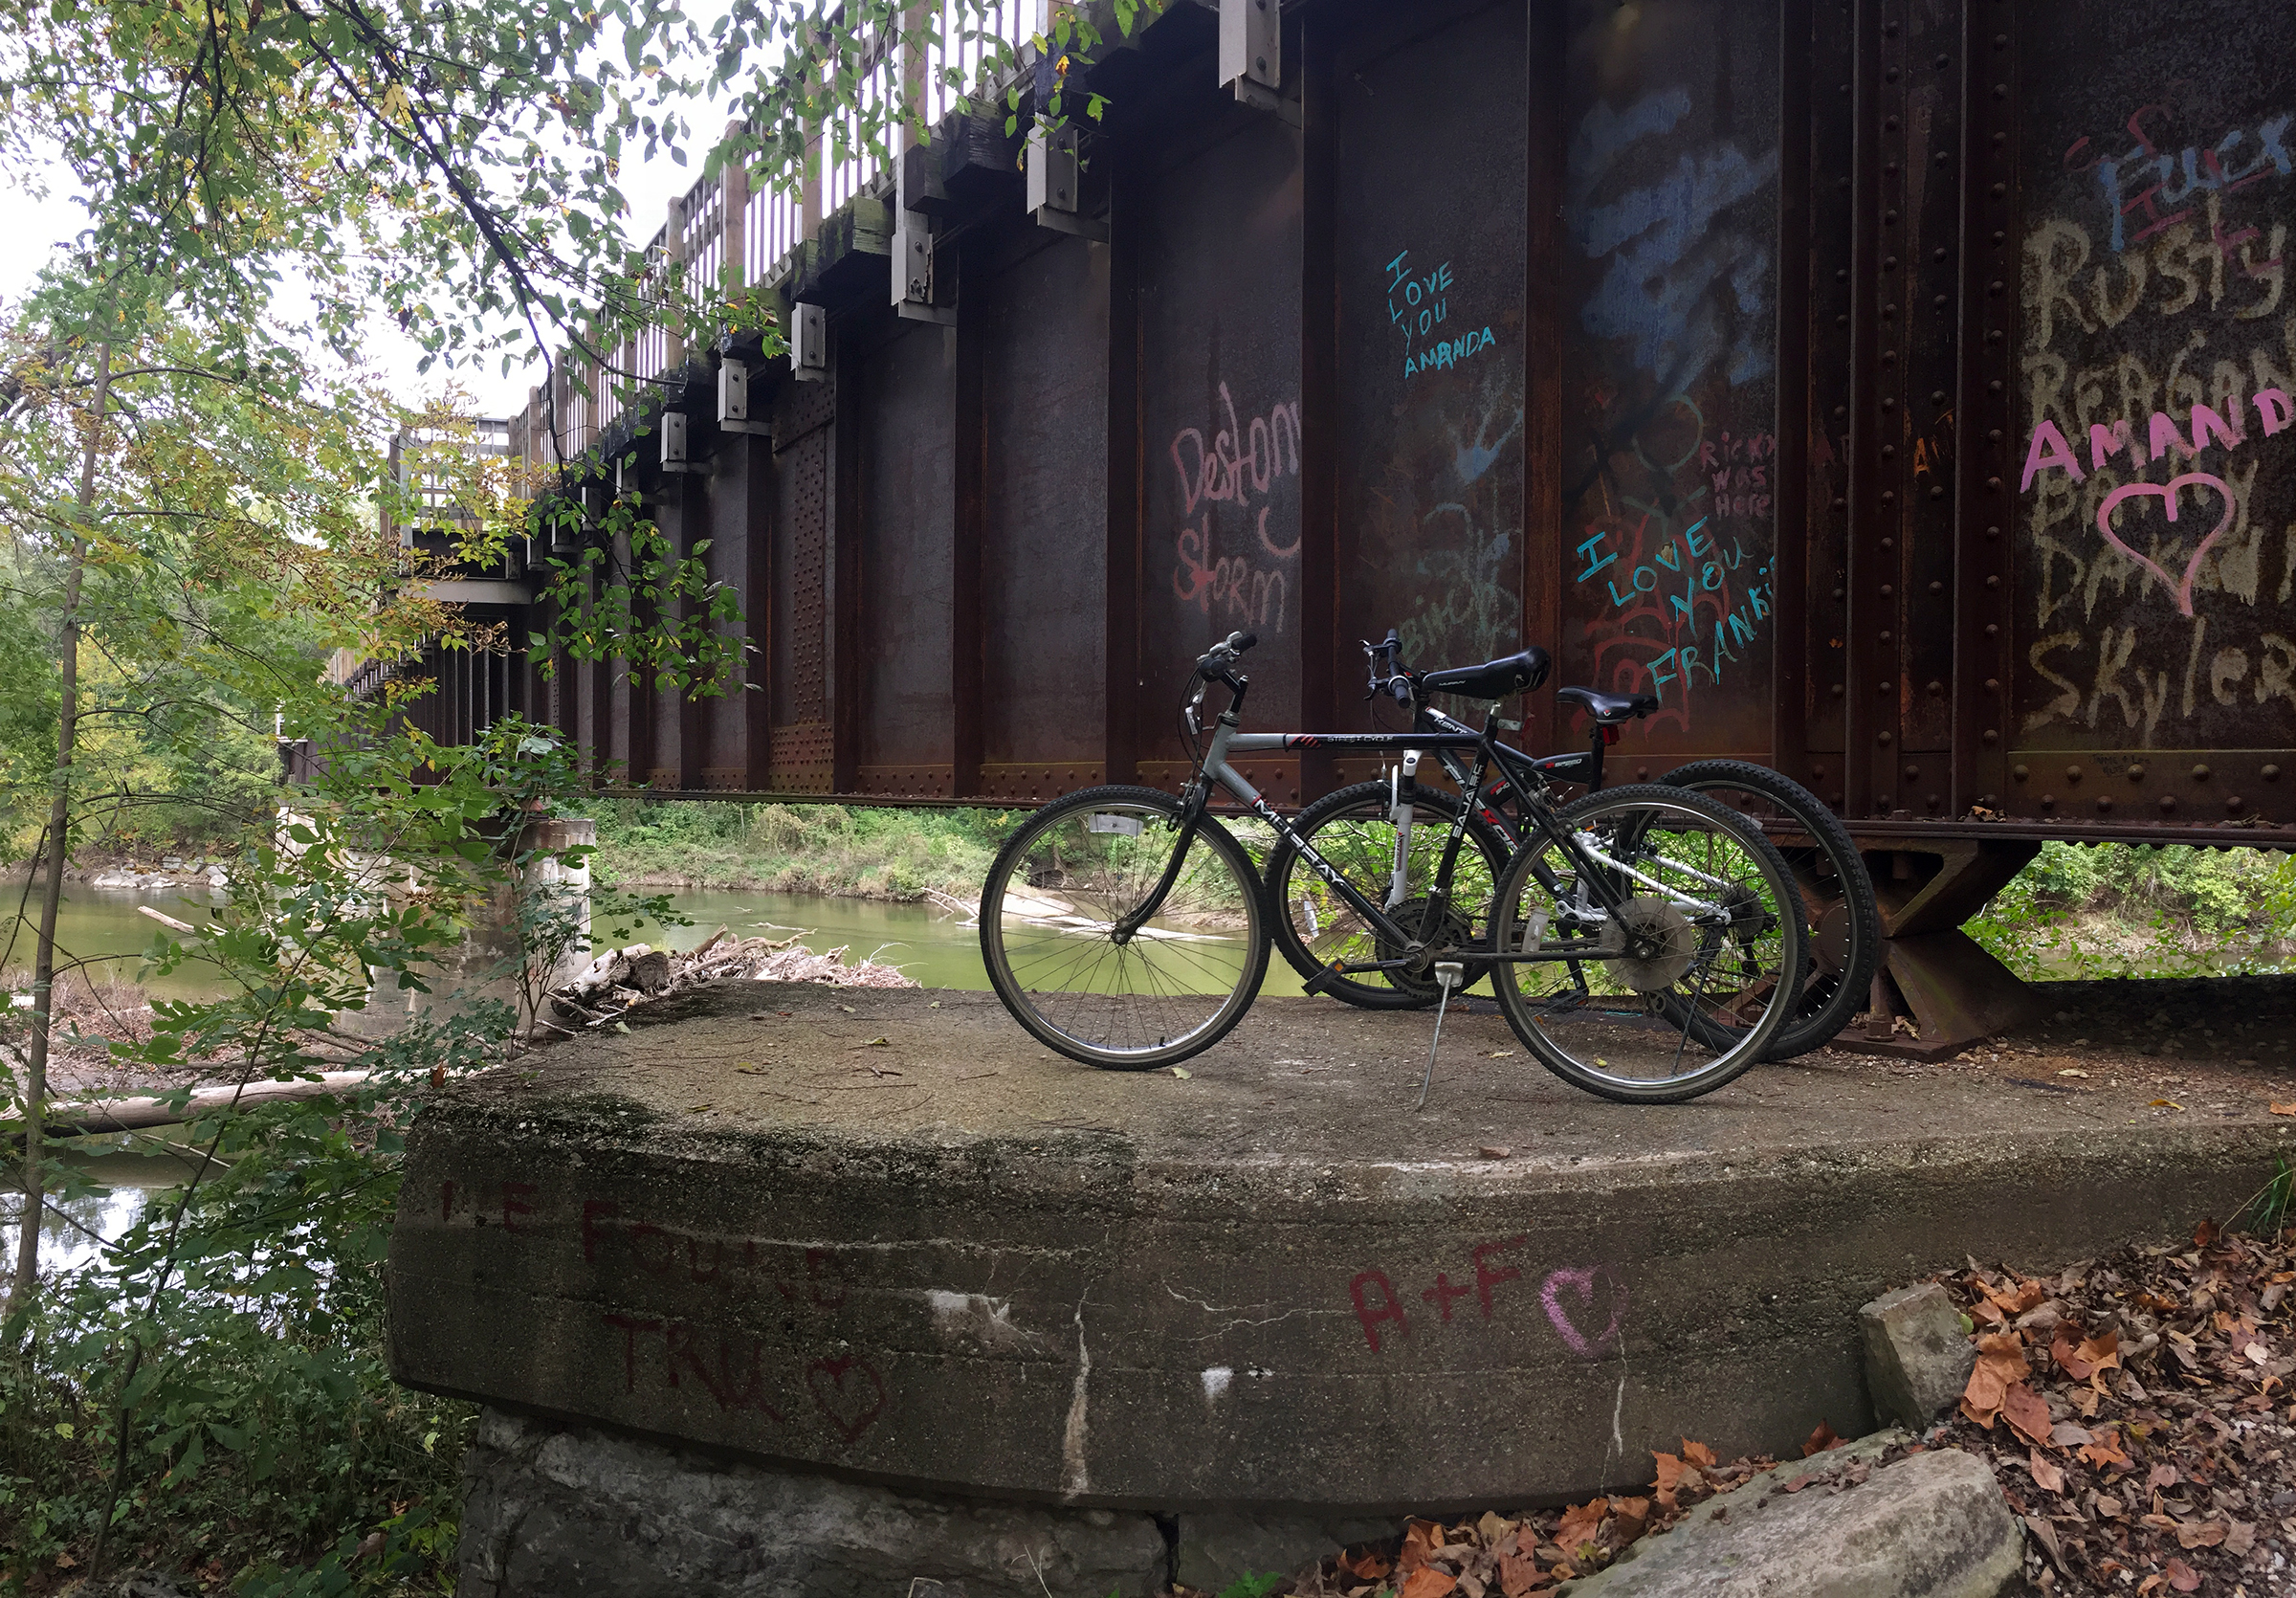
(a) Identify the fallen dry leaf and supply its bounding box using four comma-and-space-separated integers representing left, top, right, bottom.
1961, 1331, 2033, 1425
2081, 1428, 2132, 1469
1681, 1439, 1717, 1469
2028, 1449, 2066, 1493
2021, 1513, 2064, 1569
1496, 1551, 1549, 1597
2050, 1322, 2093, 1380
2151, 1099, 2186, 1110
1650, 1452, 1684, 1495
2271, 1102, 2296, 1116
2175, 1520, 2229, 1550
2077, 1327, 2122, 1378
2001, 1382, 2054, 1451
1802, 1420, 1840, 1456
1554, 1498, 1607, 1553
1399, 1520, 1443, 1574
2148, 1462, 2179, 1490
1402, 1570, 1459, 1598
2165, 1556, 2201, 1592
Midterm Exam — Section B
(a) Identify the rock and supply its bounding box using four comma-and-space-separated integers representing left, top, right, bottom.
456, 1409, 1167, 1598
628, 948, 673, 995
1174, 1510, 1397, 1592
1860, 1282, 1976, 1429
1558, 1433, 2021, 1598
64, 1572, 194, 1598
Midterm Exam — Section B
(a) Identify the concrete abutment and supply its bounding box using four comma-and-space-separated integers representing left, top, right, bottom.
386, 983, 2292, 1593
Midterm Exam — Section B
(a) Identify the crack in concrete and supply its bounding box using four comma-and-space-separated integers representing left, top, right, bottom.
1061, 1293, 1092, 1498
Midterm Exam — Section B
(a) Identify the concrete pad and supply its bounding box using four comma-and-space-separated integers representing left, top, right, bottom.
386, 983, 2296, 1515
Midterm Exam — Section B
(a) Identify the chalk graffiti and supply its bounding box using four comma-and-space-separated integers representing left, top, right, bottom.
2019, 200, 2296, 742
1170, 382, 1299, 634
1347, 1245, 1625, 1361
1565, 86, 1781, 389
1560, 81, 1782, 734
2079, 102, 2296, 254
1384, 250, 1501, 382
1362, 388, 1526, 670
2095, 475, 2240, 617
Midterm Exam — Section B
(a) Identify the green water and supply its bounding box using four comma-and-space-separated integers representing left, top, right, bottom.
9, 881, 1310, 1002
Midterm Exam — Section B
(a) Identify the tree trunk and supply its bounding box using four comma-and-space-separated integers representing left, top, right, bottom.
8, 341, 110, 1318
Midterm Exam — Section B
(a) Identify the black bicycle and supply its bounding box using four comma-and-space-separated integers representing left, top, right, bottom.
1266, 631, 1882, 1060
979, 632, 1808, 1103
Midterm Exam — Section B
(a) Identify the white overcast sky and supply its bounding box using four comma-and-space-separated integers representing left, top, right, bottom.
0, 33, 740, 419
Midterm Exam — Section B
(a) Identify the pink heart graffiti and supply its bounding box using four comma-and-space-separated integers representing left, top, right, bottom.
1540, 1265, 1626, 1359
2093, 473, 2237, 616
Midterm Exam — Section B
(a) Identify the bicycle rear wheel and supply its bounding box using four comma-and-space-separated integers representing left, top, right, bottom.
1264, 781, 1509, 1008
1487, 785, 1805, 1103
1662, 760, 1882, 1059
979, 785, 1270, 1069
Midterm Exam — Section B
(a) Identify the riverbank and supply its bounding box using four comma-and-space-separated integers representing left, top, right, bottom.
584, 798, 1010, 902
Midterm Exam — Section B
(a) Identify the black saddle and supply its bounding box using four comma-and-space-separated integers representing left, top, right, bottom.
1420, 647, 1551, 700
1556, 684, 1660, 724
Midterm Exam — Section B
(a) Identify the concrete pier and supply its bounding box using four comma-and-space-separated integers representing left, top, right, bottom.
386, 980, 2295, 1590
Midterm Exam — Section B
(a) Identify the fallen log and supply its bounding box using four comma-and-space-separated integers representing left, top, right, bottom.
14, 1070, 375, 1138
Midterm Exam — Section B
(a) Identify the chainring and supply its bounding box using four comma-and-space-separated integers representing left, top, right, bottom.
1375, 896, 1485, 999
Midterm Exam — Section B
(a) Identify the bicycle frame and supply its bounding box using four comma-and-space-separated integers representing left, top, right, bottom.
1128, 666, 1738, 985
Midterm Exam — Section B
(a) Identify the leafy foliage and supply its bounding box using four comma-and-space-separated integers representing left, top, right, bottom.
1968, 843, 2296, 981
2, 714, 618, 1587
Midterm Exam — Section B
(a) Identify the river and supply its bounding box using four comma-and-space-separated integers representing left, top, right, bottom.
6, 877, 1312, 1005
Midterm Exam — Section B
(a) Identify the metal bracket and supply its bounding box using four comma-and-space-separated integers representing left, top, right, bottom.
1220, 0, 1281, 110
716, 357, 772, 436
1027, 124, 1110, 242
658, 411, 711, 477
892, 211, 959, 325
788, 301, 829, 384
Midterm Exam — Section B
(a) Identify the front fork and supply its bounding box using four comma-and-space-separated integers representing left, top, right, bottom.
1116, 710, 1238, 939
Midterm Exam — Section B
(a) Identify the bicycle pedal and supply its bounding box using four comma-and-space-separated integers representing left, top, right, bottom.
1302, 963, 1347, 997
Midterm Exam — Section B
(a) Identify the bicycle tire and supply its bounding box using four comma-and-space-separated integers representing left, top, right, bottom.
1265, 780, 1512, 1009
1487, 784, 1806, 1103
1662, 760, 1882, 1059
979, 785, 1270, 1070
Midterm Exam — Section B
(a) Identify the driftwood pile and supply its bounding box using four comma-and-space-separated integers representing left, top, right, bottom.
543, 925, 916, 1032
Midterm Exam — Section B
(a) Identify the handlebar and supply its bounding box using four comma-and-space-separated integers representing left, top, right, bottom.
1362, 627, 1413, 706
1194, 631, 1258, 675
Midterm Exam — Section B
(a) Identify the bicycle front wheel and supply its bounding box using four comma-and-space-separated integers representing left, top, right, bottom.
979, 785, 1270, 1069
1487, 784, 1806, 1103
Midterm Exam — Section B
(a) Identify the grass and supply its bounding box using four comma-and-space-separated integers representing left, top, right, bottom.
584, 798, 1016, 902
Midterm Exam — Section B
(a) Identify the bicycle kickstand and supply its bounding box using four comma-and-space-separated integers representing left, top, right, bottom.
1415, 961, 1466, 1113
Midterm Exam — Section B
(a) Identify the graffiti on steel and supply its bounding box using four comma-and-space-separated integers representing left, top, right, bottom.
1169, 381, 1301, 636
1560, 63, 1783, 740
2019, 79, 2296, 748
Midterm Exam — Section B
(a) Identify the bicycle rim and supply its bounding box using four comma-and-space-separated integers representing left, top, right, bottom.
1663, 760, 1882, 1059
1489, 785, 1804, 1102
1267, 782, 1506, 1008
980, 787, 1269, 1068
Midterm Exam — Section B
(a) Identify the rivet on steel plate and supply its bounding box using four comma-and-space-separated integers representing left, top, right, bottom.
2065, 766, 2083, 783
2041, 794, 2055, 807
2159, 795, 2178, 812
1985, 575, 2001, 589
2194, 764, 2212, 780
2097, 796, 2114, 813
2010, 765, 2029, 783
2229, 797, 2247, 814
1982, 730, 2000, 745
1927, 680, 1944, 695
1879, 732, 1894, 745
2266, 766, 2284, 781
1985, 524, 2001, 539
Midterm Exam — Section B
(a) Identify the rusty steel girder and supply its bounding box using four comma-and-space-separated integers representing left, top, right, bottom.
382, 0, 2296, 867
